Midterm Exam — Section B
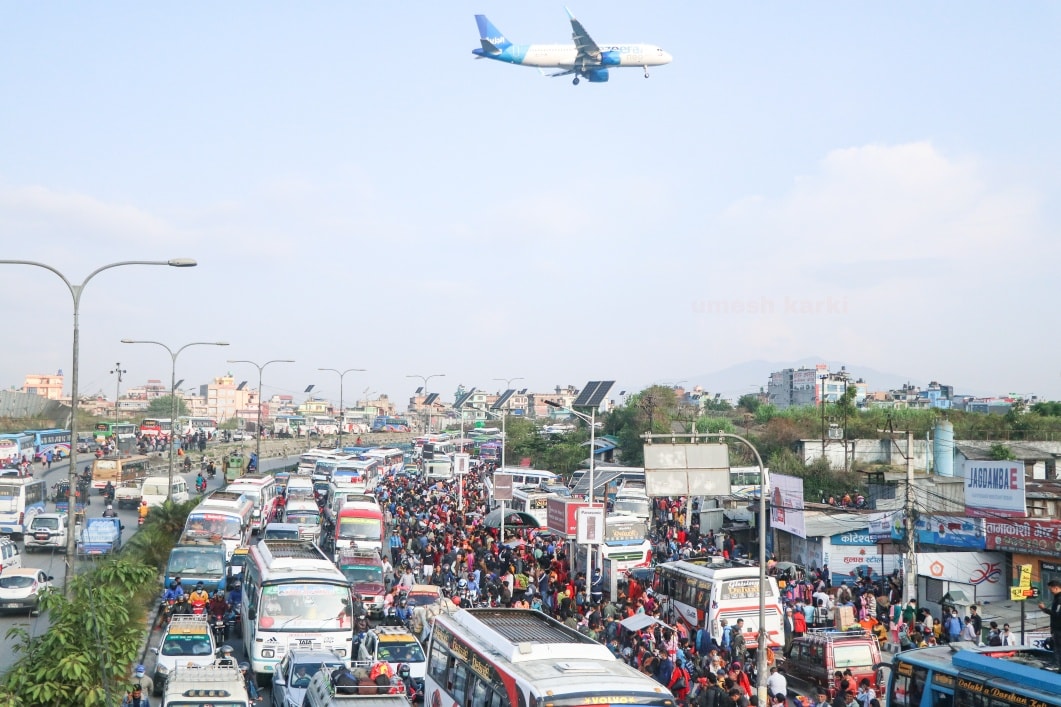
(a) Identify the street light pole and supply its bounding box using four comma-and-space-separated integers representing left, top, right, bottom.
318, 368, 366, 450
492, 377, 523, 471
0, 258, 196, 595
228, 359, 295, 468
123, 339, 229, 499
110, 363, 126, 450
406, 373, 445, 434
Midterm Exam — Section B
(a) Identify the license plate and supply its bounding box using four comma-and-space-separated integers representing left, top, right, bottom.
3, 603, 20, 609
35, 533, 49, 540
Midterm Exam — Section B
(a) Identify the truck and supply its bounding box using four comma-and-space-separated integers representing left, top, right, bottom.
76, 516, 123, 557
162, 662, 250, 707
301, 667, 412, 707
114, 479, 142, 510
223, 452, 245, 483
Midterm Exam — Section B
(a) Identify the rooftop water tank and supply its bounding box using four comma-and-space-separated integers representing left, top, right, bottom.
933, 420, 954, 476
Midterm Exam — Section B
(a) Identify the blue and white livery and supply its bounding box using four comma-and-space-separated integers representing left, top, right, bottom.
472, 9, 672, 85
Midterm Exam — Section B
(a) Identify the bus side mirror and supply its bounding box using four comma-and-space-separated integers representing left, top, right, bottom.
248, 607, 257, 620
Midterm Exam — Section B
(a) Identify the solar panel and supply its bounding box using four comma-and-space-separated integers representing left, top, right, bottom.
414, 386, 423, 394
236, 381, 247, 390
573, 380, 614, 408
423, 393, 439, 406
491, 389, 515, 410
453, 388, 477, 409
518, 388, 528, 394
304, 385, 315, 393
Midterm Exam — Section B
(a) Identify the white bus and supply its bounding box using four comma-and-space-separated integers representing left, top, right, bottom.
241, 540, 354, 681
176, 417, 219, 437
0, 477, 47, 537
361, 447, 404, 476
613, 489, 651, 523
186, 490, 256, 559
332, 458, 380, 491
426, 608, 675, 707
508, 486, 559, 528
485, 467, 559, 508
225, 474, 280, 534
653, 557, 784, 650
308, 416, 338, 436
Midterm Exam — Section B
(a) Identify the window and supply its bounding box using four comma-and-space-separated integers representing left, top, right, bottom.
451, 663, 469, 705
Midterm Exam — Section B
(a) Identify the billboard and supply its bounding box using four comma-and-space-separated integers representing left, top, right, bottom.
492, 473, 513, 502
963, 460, 1026, 518
546, 497, 603, 538
770, 473, 806, 539
985, 519, 1061, 559
644, 443, 731, 497
891, 514, 985, 550
576, 507, 605, 545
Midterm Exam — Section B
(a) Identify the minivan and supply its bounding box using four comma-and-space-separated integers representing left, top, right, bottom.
784, 628, 882, 698
140, 476, 189, 507
0, 538, 22, 572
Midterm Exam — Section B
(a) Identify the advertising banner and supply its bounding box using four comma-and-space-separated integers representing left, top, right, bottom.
546, 498, 603, 538
891, 514, 986, 550
771, 473, 806, 539
576, 507, 605, 545
984, 519, 1061, 559
492, 473, 513, 502
963, 460, 1026, 518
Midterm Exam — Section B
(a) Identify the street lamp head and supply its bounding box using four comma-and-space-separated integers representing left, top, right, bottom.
120, 339, 136, 344
167, 259, 197, 267
213, 342, 231, 346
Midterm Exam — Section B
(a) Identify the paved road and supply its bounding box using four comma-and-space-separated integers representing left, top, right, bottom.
0, 451, 301, 680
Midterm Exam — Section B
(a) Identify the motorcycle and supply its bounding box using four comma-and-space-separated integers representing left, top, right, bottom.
211, 613, 227, 644
190, 598, 207, 616
195, 477, 207, 494
157, 598, 176, 628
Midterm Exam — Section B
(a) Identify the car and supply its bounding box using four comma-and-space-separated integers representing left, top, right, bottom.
24, 513, 68, 553
262, 522, 302, 542
0, 568, 53, 615
0, 538, 23, 572
151, 615, 217, 696
357, 625, 426, 695
784, 628, 883, 698
402, 584, 458, 643
271, 648, 346, 707
231, 431, 247, 442
337, 548, 386, 617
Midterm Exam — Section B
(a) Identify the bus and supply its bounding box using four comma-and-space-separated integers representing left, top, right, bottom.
273, 415, 306, 437
509, 486, 559, 528
24, 428, 72, 461
94, 422, 139, 444
426, 608, 676, 707
186, 491, 256, 559
332, 458, 380, 491
241, 539, 354, 680
653, 557, 783, 650
361, 448, 404, 476
308, 417, 338, 436
91, 454, 153, 491
0, 433, 36, 467
175, 417, 219, 437
225, 474, 280, 534
484, 467, 560, 507
479, 440, 501, 464
139, 418, 172, 439
0, 477, 47, 537
371, 416, 411, 433
886, 645, 1061, 707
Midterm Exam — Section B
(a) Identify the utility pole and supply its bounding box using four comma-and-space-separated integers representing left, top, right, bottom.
904, 429, 917, 604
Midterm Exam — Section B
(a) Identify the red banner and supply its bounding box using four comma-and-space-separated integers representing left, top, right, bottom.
984, 519, 1061, 558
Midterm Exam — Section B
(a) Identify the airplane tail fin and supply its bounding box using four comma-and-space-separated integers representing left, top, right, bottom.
475, 14, 512, 54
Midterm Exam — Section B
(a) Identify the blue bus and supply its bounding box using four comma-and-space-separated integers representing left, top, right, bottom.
886, 644, 1061, 707
0, 433, 36, 467
0, 477, 48, 537
371, 416, 411, 433
24, 428, 72, 461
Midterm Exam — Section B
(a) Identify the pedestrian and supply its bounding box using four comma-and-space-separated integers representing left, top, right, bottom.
1038, 579, 1061, 669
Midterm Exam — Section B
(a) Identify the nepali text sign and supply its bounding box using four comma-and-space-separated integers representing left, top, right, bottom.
963, 460, 1026, 518
985, 519, 1061, 559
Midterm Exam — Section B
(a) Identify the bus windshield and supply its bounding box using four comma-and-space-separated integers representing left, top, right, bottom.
167, 547, 225, 578
186, 513, 243, 540
338, 517, 381, 541
257, 583, 350, 631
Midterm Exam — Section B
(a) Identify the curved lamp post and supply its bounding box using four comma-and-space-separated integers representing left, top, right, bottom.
318, 368, 366, 450
0, 258, 196, 595
406, 373, 445, 434
228, 359, 295, 468
122, 339, 229, 499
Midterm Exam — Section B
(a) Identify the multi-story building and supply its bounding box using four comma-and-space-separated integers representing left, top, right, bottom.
21, 372, 65, 400
767, 365, 867, 409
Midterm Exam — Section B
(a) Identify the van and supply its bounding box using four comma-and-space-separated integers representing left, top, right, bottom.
784, 628, 883, 698
141, 475, 189, 507
0, 538, 22, 572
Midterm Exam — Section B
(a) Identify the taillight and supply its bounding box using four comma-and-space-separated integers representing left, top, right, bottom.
17, 512, 23, 527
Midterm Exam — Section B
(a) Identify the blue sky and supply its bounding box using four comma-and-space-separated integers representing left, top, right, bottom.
2, 2, 1059, 408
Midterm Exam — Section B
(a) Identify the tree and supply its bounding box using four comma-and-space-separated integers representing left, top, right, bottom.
737, 394, 761, 415
989, 443, 1016, 460
146, 395, 188, 418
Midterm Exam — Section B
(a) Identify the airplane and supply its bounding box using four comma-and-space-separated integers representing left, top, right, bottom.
472, 9, 672, 85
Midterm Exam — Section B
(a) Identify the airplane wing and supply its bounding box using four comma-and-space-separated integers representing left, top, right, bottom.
566, 7, 602, 61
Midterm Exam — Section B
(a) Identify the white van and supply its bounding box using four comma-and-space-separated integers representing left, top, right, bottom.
140, 476, 189, 507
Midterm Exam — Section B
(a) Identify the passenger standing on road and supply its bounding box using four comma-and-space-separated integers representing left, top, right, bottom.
1038, 579, 1061, 669
121, 684, 151, 707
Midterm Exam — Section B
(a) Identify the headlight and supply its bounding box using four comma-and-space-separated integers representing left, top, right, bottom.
262, 648, 274, 658
335, 648, 347, 657
157, 664, 170, 676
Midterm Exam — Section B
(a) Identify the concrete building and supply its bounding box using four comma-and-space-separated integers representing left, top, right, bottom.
21, 372, 65, 400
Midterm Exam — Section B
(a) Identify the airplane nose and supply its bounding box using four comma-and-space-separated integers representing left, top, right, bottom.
661, 50, 673, 64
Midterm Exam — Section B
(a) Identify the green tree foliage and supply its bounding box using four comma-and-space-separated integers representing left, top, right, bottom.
0, 496, 197, 705
146, 395, 188, 419
1031, 401, 1061, 417
989, 443, 1016, 460
737, 394, 762, 415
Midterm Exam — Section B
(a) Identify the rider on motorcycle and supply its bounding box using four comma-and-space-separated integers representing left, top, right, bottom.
103, 481, 115, 502
394, 596, 414, 625
208, 590, 229, 618
102, 504, 118, 518
397, 663, 418, 700
195, 473, 206, 492
189, 582, 210, 611
138, 500, 149, 522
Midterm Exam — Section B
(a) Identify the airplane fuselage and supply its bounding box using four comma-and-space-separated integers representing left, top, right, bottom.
480, 42, 671, 70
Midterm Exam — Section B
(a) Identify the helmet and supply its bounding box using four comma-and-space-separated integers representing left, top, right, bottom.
398, 663, 410, 678
458, 579, 468, 590
399, 597, 407, 606
238, 662, 250, 672
196, 582, 204, 589
214, 590, 224, 598
106, 504, 113, 510
219, 645, 234, 657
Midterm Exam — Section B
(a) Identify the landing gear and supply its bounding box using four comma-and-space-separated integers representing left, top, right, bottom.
572, 76, 580, 85
643, 65, 650, 78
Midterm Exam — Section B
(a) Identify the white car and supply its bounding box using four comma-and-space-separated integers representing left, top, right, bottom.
0, 568, 53, 615
24, 513, 69, 552
357, 626, 426, 694
152, 615, 217, 696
